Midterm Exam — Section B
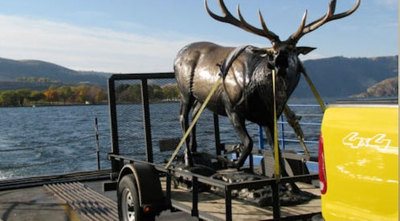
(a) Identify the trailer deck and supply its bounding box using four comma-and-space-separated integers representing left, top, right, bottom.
166, 179, 320, 221
0, 176, 319, 221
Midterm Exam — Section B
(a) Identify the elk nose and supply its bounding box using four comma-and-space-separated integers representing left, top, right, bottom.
275, 52, 289, 68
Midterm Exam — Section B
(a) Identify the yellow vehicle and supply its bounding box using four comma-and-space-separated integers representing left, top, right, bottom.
319, 99, 398, 220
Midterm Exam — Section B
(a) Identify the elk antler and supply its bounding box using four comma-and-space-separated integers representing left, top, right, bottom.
289, 0, 361, 43
204, 0, 280, 44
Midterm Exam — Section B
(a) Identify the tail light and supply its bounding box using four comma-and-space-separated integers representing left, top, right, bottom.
319, 133, 327, 194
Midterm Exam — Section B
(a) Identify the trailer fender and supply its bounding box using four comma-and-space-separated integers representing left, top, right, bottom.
118, 162, 164, 208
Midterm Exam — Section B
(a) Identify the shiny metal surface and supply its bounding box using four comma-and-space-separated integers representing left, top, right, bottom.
174, 0, 360, 169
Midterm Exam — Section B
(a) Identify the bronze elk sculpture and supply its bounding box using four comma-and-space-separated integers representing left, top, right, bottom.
174, 0, 360, 170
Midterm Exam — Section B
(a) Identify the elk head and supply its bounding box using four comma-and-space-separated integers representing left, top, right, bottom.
205, 0, 361, 76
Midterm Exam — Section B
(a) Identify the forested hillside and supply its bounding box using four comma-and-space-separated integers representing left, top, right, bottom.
352, 76, 398, 98
0, 55, 397, 99
293, 56, 398, 98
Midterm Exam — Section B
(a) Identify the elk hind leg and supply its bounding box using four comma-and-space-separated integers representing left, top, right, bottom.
179, 94, 194, 167
189, 100, 201, 153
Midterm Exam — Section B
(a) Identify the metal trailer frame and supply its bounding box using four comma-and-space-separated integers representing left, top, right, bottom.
105, 72, 320, 221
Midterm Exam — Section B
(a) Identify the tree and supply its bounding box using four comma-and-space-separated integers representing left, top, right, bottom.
116, 84, 130, 94
162, 84, 180, 100
150, 85, 164, 100
73, 85, 90, 103
95, 89, 107, 103
15, 89, 31, 106
86, 86, 101, 104
44, 89, 59, 103
128, 84, 142, 102
57, 86, 73, 104
0, 91, 19, 106
30, 91, 45, 104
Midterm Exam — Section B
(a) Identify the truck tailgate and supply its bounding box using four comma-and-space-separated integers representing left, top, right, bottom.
321, 104, 398, 220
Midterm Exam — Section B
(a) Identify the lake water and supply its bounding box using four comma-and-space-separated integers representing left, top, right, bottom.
0, 102, 323, 180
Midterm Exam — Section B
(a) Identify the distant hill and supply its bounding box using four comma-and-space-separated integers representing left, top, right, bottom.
0, 57, 109, 90
293, 55, 398, 98
351, 76, 398, 98
0, 56, 397, 98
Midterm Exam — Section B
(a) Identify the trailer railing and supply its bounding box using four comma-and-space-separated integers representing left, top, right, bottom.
107, 72, 322, 220
258, 104, 323, 152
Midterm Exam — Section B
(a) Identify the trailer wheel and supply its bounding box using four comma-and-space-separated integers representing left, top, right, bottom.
118, 174, 155, 221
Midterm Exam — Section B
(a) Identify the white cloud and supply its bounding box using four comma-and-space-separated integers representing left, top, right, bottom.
0, 15, 196, 72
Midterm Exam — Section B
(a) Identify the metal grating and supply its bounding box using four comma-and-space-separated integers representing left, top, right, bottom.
44, 182, 118, 221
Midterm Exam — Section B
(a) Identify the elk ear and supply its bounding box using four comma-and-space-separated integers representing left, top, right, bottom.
296, 47, 316, 55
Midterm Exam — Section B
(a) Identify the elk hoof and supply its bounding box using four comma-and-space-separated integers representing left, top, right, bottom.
220, 158, 237, 169
285, 183, 301, 194
234, 161, 244, 169
228, 160, 242, 169
233, 144, 244, 153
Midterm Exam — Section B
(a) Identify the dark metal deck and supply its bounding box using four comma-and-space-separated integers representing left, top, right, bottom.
44, 182, 118, 221
0, 170, 112, 221
166, 180, 321, 221
0, 170, 194, 221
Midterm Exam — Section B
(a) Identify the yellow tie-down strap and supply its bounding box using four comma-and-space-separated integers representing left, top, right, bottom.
301, 65, 326, 112
272, 69, 280, 182
165, 77, 222, 169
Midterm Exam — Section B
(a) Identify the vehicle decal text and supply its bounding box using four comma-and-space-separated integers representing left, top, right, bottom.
342, 132, 391, 150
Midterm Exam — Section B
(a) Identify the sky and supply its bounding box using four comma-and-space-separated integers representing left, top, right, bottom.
0, 0, 397, 73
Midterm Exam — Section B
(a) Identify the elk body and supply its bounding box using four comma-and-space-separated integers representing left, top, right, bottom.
174, 0, 360, 169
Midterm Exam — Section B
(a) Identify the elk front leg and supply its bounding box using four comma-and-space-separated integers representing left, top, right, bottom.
284, 105, 309, 157
179, 95, 194, 167
263, 125, 300, 193
226, 110, 253, 168
263, 125, 288, 177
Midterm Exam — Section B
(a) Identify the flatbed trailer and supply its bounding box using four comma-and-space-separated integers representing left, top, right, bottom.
109, 154, 320, 221
105, 72, 321, 221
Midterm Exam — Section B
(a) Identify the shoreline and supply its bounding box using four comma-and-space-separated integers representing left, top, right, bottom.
0, 100, 181, 108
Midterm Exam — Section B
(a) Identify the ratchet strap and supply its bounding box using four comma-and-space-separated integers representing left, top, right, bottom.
272, 69, 280, 182
280, 63, 324, 159
300, 63, 326, 112
165, 45, 250, 169
165, 77, 222, 169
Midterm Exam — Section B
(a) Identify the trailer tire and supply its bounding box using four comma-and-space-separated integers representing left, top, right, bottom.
118, 174, 155, 221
